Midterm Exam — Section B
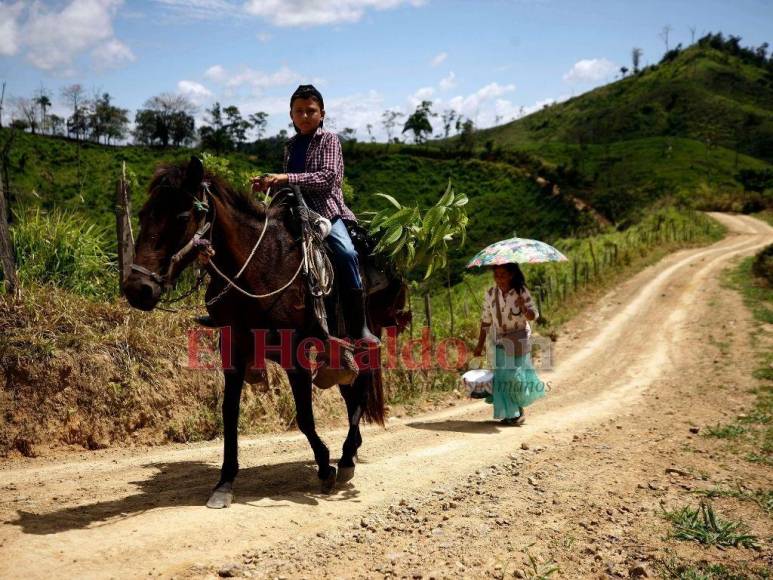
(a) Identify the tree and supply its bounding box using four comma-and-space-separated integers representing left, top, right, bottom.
88, 92, 129, 144
134, 93, 196, 147
248, 111, 268, 140
381, 109, 404, 143
169, 111, 195, 147
198, 102, 233, 153
339, 127, 357, 143
632, 47, 643, 73
402, 100, 435, 144
34, 89, 51, 134
14, 98, 38, 134
620, 66, 629, 78
223, 105, 250, 146
67, 107, 88, 141
458, 118, 475, 152
366, 123, 374, 142
440, 109, 457, 139
61, 84, 85, 140
659, 25, 672, 52
48, 114, 64, 136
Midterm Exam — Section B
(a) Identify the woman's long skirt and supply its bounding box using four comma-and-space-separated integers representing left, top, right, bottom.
485, 344, 546, 419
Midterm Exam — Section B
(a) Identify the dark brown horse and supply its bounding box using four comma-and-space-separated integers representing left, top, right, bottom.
123, 157, 408, 506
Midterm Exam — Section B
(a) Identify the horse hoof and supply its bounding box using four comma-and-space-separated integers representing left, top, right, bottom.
337, 465, 355, 483
206, 483, 233, 509
320, 466, 337, 494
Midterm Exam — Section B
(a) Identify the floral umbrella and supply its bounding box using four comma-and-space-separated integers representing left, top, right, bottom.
466, 236, 568, 268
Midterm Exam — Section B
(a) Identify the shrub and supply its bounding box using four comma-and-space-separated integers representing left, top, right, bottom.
10, 206, 118, 299
751, 243, 773, 286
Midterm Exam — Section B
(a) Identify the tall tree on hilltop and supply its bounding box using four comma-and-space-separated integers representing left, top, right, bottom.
403, 100, 435, 144
198, 102, 233, 153
441, 109, 458, 139
134, 93, 196, 147
248, 111, 268, 140
34, 89, 51, 134
632, 47, 643, 73
61, 84, 86, 140
381, 109, 404, 144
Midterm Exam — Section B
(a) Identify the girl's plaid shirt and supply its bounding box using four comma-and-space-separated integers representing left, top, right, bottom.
283, 127, 357, 222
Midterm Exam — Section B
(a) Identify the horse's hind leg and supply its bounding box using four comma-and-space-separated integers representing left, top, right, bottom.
337, 374, 368, 484
288, 367, 336, 493
207, 355, 245, 509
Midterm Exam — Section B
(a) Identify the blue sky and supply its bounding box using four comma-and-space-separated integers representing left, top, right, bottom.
1, 0, 771, 140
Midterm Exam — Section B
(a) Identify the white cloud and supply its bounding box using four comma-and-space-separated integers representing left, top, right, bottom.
243, 0, 426, 27
9, 0, 134, 74
221, 65, 301, 91
0, 2, 23, 56
204, 64, 228, 82
430, 51, 447, 67
448, 82, 514, 116
324, 89, 384, 137
152, 0, 244, 20
92, 38, 135, 70
177, 80, 213, 105
439, 71, 456, 91
409, 86, 434, 107
563, 58, 617, 84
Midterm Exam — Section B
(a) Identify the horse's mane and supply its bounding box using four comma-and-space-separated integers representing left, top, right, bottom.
148, 161, 286, 220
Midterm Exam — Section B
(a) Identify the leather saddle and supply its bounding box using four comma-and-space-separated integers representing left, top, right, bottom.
280, 187, 395, 338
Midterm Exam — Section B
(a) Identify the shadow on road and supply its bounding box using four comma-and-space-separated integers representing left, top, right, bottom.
406, 419, 502, 434
8, 458, 360, 535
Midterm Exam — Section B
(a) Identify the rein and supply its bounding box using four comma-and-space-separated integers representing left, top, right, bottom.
131, 181, 304, 308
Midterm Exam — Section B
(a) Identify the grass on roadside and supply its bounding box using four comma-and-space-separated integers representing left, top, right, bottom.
661, 502, 759, 549
703, 424, 747, 439
691, 486, 773, 515
719, 251, 773, 465
657, 557, 769, 580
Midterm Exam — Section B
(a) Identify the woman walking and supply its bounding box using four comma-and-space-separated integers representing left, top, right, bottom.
473, 264, 546, 425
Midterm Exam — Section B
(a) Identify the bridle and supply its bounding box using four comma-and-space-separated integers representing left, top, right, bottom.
130, 181, 308, 306
130, 182, 213, 293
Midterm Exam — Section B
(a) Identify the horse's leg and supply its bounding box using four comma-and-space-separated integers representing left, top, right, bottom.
337, 373, 368, 483
207, 353, 246, 509
288, 365, 337, 493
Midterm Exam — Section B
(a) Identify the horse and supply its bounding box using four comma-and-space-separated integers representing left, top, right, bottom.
123, 156, 408, 506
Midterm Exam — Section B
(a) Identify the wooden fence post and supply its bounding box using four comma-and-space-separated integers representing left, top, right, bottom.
115, 162, 134, 294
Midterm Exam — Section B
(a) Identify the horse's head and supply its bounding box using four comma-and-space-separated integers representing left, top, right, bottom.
123, 156, 210, 311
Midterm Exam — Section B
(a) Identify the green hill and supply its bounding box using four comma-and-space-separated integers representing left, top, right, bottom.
0, 130, 592, 283
466, 35, 773, 220
478, 39, 773, 158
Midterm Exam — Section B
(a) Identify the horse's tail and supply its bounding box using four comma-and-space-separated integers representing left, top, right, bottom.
362, 366, 386, 426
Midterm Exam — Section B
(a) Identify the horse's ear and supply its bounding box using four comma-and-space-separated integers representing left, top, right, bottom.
184, 156, 205, 192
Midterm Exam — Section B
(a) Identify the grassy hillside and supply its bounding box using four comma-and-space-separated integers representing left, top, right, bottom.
0, 129, 266, 231
476, 42, 773, 160
464, 38, 773, 221
0, 129, 593, 283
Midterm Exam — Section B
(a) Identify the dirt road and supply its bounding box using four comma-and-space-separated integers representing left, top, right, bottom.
1, 213, 771, 579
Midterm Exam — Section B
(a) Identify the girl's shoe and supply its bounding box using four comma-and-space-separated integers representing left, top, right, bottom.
513, 408, 526, 426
